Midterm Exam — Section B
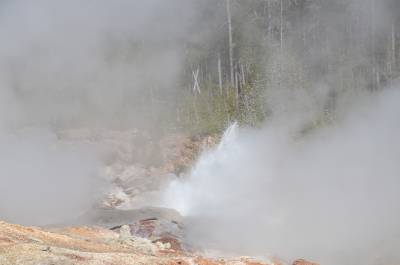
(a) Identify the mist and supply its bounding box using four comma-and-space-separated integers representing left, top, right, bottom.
155, 1, 400, 262
0, 0, 197, 129
160, 85, 400, 265
1, 0, 400, 264
0, 0, 197, 225
0, 128, 104, 225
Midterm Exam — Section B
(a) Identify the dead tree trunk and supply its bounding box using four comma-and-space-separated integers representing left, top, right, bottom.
218, 53, 223, 95
280, 0, 284, 50
392, 22, 396, 74
226, 0, 234, 88
267, 0, 272, 40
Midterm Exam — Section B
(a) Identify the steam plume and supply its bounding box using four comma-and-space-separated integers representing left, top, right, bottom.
162, 87, 400, 265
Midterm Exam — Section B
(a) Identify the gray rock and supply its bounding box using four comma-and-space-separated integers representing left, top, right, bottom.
76, 207, 187, 251
78, 207, 183, 228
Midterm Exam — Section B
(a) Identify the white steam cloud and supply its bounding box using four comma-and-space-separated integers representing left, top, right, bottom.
161, 87, 400, 265
0, 0, 194, 129
0, 0, 195, 225
0, 128, 102, 226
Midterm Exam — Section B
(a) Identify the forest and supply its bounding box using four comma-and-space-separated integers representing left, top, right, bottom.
171, 0, 400, 133
3, 0, 399, 135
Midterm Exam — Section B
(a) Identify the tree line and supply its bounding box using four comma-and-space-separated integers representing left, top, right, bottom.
174, 0, 400, 134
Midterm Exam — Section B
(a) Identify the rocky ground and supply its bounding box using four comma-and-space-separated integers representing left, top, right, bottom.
0, 129, 318, 265
0, 214, 317, 265
0, 218, 274, 265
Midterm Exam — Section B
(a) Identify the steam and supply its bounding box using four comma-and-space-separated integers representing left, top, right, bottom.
0, 0, 196, 225
0, 0, 194, 129
0, 0, 399, 263
161, 87, 400, 265
0, 128, 103, 226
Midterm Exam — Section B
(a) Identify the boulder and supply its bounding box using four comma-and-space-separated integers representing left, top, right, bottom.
78, 207, 186, 252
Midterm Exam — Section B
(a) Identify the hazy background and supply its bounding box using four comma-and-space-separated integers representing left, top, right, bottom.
0, 0, 400, 264
0, 0, 199, 130
0, 0, 198, 225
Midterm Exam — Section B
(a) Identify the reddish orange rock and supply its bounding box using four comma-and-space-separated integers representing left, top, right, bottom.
194, 257, 225, 265
292, 259, 319, 265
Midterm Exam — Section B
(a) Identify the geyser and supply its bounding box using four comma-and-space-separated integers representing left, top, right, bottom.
161, 87, 400, 265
